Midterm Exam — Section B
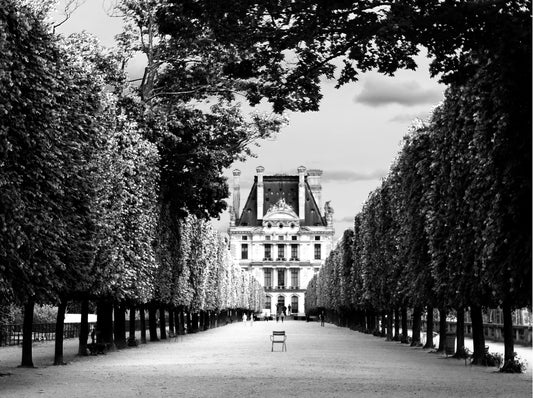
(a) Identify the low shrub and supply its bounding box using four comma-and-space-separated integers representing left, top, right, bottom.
500, 353, 527, 374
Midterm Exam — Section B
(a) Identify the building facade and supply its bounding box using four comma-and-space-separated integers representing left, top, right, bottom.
228, 166, 334, 317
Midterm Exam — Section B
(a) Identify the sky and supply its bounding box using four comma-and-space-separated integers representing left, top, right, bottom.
53, 0, 446, 240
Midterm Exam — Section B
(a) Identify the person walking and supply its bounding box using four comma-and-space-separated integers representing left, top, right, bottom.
242, 313, 247, 326
320, 311, 325, 327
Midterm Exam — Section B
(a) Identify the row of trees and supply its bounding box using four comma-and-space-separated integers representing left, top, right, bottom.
1, 0, 276, 367
305, 68, 531, 371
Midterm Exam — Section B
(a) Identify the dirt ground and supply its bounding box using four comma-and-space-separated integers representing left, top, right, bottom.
0, 320, 531, 398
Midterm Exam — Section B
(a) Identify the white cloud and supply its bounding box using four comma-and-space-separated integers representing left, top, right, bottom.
355, 77, 443, 107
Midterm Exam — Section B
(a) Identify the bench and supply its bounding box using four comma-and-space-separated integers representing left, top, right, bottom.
270, 331, 287, 352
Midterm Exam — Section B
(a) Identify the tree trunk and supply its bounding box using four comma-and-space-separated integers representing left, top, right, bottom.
54, 299, 67, 365
411, 306, 422, 346
438, 308, 447, 352
187, 311, 192, 332
180, 309, 186, 334
393, 307, 400, 341
78, 298, 89, 356
192, 312, 199, 333
470, 305, 486, 365
386, 309, 393, 341
113, 303, 127, 349
159, 305, 167, 340
401, 306, 409, 344
168, 308, 175, 335
424, 305, 434, 349
139, 305, 147, 344
380, 311, 386, 336
97, 300, 114, 349
20, 299, 35, 367
128, 305, 137, 346
454, 307, 466, 358
148, 304, 159, 341
502, 302, 515, 364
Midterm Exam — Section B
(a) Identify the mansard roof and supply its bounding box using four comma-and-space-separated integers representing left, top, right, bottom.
237, 175, 325, 227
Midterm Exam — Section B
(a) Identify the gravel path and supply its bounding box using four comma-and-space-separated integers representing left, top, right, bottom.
0, 320, 531, 397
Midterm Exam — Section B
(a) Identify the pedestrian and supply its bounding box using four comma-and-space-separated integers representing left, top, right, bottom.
288, 304, 292, 314
242, 313, 247, 325
320, 311, 325, 327
281, 313, 285, 323
250, 313, 254, 326
276, 313, 279, 322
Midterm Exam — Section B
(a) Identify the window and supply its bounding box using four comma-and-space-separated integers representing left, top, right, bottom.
264, 244, 272, 259
291, 236, 297, 241
265, 295, 272, 310
265, 236, 271, 241
277, 269, 285, 287
241, 244, 248, 260
277, 244, 285, 259
314, 244, 321, 259
315, 236, 320, 241
291, 269, 299, 288
264, 268, 272, 287
291, 296, 298, 313
242, 236, 248, 241
278, 235, 284, 240
291, 244, 298, 259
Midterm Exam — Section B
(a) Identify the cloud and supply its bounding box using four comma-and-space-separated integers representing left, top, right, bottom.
354, 77, 443, 107
389, 110, 432, 123
334, 216, 356, 223
322, 169, 388, 183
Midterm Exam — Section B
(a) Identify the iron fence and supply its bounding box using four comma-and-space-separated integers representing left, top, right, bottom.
0, 322, 97, 346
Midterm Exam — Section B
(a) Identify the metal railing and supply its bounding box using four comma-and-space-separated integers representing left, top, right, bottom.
0, 322, 97, 346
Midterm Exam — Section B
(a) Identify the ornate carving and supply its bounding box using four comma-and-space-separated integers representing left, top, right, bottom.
268, 198, 294, 214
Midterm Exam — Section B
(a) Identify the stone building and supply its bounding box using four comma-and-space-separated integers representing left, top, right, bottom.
228, 166, 335, 317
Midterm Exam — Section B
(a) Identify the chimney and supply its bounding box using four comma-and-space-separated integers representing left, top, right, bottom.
297, 166, 306, 220
256, 166, 265, 220
232, 169, 241, 221
307, 169, 323, 214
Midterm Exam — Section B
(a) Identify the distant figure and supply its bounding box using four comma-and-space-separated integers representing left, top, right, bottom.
250, 313, 254, 326
283, 306, 287, 316
281, 313, 285, 323
276, 314, 279, 322
320, 311, 325, 327
242, 313, 247, 325
288, 305, 292, 314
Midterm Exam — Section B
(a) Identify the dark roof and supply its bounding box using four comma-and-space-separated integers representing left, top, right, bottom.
237, 175, 325, 227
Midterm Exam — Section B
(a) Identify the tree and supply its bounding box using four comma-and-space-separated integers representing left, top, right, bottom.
162, 1, 530, 109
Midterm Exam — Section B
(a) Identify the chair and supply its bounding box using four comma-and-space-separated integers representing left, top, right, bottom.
271, 330, 287, 352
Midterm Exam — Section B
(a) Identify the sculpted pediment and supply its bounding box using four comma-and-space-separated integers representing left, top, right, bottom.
263, 198, 299, 221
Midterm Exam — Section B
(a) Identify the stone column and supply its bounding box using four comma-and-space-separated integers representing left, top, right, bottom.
297, 166, 306, 220
232, 169, 241, 222
257, 166, 265, 220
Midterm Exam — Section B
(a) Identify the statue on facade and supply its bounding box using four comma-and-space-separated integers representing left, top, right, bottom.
324, 201, 334, 225
229, 205, 235, 225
